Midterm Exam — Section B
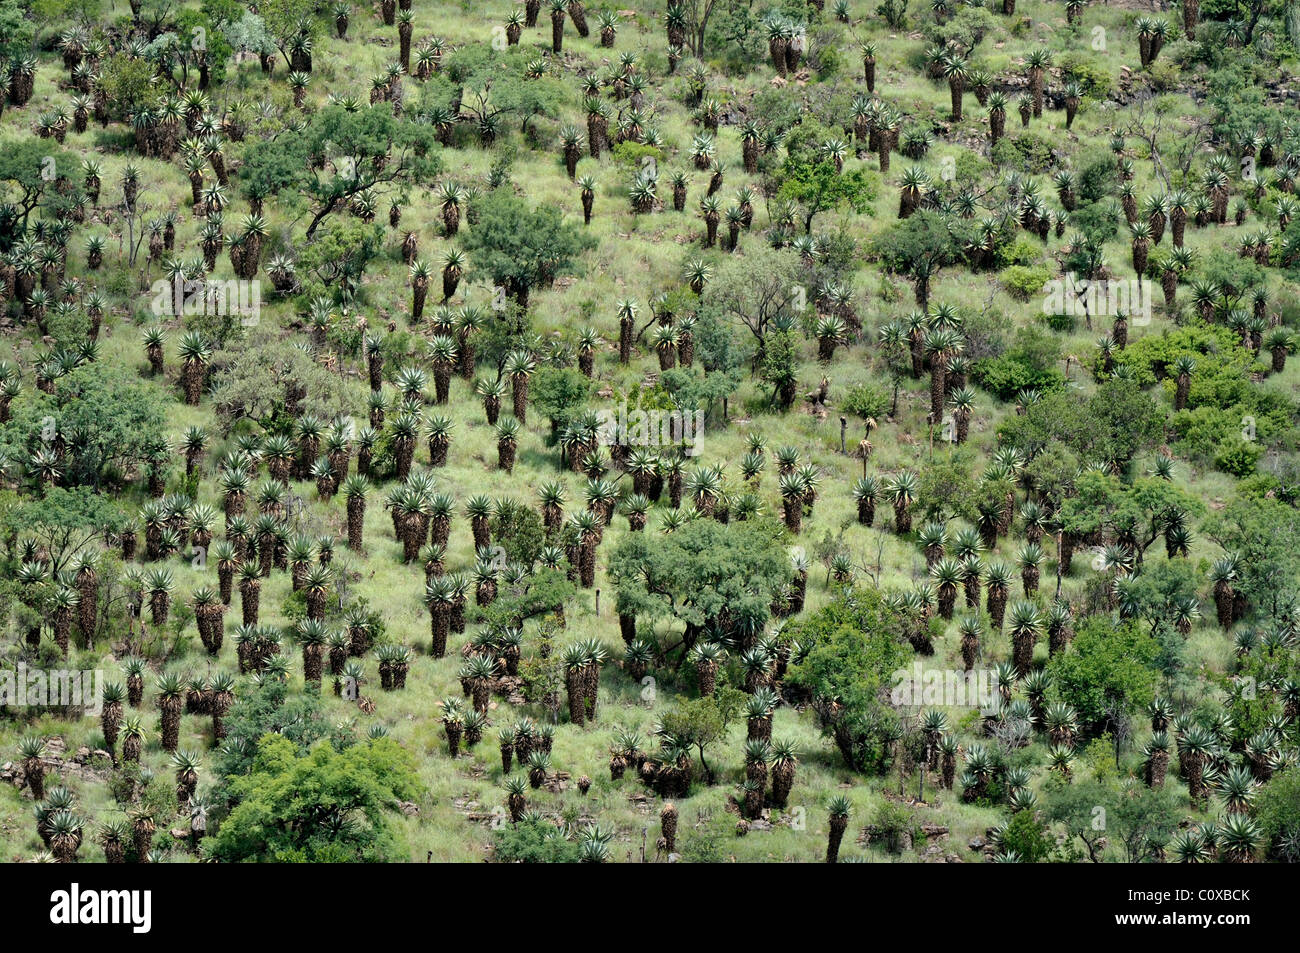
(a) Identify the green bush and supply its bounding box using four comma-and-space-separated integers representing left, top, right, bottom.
998, 810, 1057, 862
1129, 321, 1291, 475
812, 38, 843, 79
610, 140, 666, 169
871, 800, 917, 854
1254, 766, 1300, 859
1047, 617, 1161, 732
999, 264, 1054, 301
1058, 52, 1113, 99
841, 380, 891, 422
210, 735, 422, 862
784, 592, 907, 774
1043, 311, 1076, 333
973, 325, 1065, 399
1214, 438, 1262, 477
997, 237, 1048, 269
1148, 57, 1182, 92
491, 816, 581, 862
1009, 131, 1059, 174
1099, 322, 1240, 388
1170, 406, 1240, 461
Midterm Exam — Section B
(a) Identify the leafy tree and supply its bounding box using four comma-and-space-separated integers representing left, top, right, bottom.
297, 219, 385, 298
200, 0, 244, 23
235, 121, 306, 209
1197, 247, 1265, 296
1254, 765, 1300, 861
777, 153, 876, 234
656, 686, 745, 785
439, 45, 566, 135
211, 677, 327, 781
784, 591, 908, 773
255, 0, 319, 66
493, 74, 567, 135
460, 190, 594, 308
840, 381, 891, 423
489, 498, 547, 568
916, 449, 979, 522
222, 11, 278, 63
701, 244, 802, 351
0, 0, 35, 61
238, 105, 441, 239
0, 362, 168, 489
660, 365, 741, 427
1047, 616, 1160, 732
145, 13, 235, 86
208, 324, 362, 430
1054, 469, 1124, 541
608, 518, 789, 655
477, 566, 575, 628
685, 298, 745, 378
1120, 558, 1200, 633
972, 326, 1064, 399
1203, 496, 1300, 619
209, 734, 421, 862
759, 323, 800, 409
1044, 774, 1179, 862
0, 140, 72, 234
0, 487, 127, 575
530, 366, 591, 435
998, 377, 1163, 472
1023, 444, 1082, 511
703, 0, 765, 69
873, 210, 968, 274
93, 54, 157, 122
1057, 473, 1201, 562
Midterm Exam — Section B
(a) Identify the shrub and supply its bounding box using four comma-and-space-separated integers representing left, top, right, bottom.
1043, 311, 1076, 333
1254, 766, 1300, 860
811, 35, 843, 79
491, 816, 581, 862
1214, 438, 1262, 477
784, 592, 907, 774
210, 735, 421, 862
871, 801, 917, 854
999, 810, 1057, 862
997, 237, 1048, 269
841, 381, 891, 422
1047, 617, 1160, 732
1000, 264, 1054, 301
973, 327, 1064, 399
1009, 132, 1059, 174
1058, 52, 1113, 99
610, 140, 665, 169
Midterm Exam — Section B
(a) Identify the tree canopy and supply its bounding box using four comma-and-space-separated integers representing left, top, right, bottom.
238, 105, 442, 238
784, 592, 908, 773
608, 517, 789, 649
209, 734, 422, 862
460, 190, 594, 308
0, 362, 168, 489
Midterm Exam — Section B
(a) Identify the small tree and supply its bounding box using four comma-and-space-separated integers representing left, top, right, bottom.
655, 687, 745, 786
